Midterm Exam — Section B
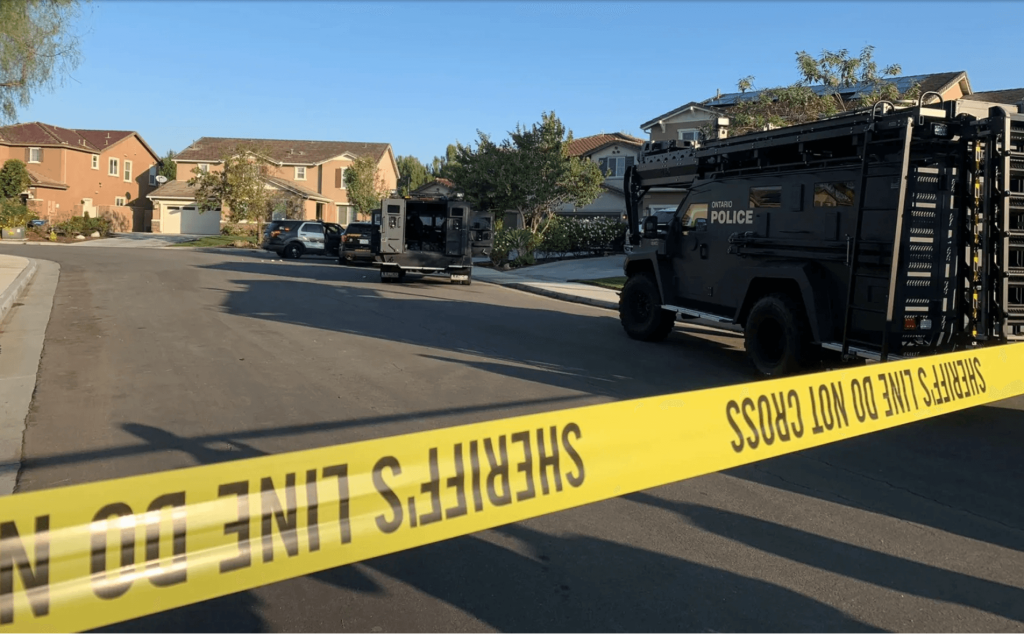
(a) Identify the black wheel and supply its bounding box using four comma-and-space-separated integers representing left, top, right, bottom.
744, 293, 814, 378
619, 272, 675, 342
283, 243, 303, 259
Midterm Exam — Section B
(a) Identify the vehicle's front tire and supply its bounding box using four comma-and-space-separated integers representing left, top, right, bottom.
619, 272, 675, 342
744, 293, 814, 378
283, 243, 303, 260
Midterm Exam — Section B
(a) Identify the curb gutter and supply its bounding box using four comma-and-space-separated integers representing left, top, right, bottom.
0, 258, 38, 325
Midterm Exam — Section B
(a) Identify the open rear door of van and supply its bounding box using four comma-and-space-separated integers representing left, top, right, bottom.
381, 199, 405, 254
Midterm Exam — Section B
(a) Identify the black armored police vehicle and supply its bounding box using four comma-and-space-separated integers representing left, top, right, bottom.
372, 195, 493, 285
620, 96, 1024, 377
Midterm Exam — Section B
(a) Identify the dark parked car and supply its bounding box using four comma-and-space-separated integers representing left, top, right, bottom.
338, 221, 378, 264
261, 220, 342, 259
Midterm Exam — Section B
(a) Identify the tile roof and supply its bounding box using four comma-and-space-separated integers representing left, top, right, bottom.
0, 122, 136, 152
25, 167, 68, 189
702, 72, 968, 107
962, 88, 1024, 104
174, 137, 391, 165
147, 176, 334, 202
146, 180, 199, 200
265, 176, 334, 202
567, 132, 644, 157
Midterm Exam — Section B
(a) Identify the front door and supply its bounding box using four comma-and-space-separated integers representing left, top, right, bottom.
445, 202, 468, 257
381, 199, 405, 254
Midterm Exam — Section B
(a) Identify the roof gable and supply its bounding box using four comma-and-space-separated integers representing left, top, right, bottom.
640, 102, 724, 131
567, 132, 644, 157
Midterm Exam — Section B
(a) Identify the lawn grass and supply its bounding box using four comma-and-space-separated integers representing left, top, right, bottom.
171, 235, 257, 248
573, 276, 626, 291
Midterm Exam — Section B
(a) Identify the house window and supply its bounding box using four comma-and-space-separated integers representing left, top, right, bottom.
115, 196, 126, 206
149, 166, 157, 186
92, 155, 99, 170
28, 148, 42, 163
814, 181, 855, 207
198, 164, 209, 173
295, 166, 306, 180
598, 156, 634, 179
108, 158, 119, 176
124, 160, 132, 183
336, 167, 347, 189
677, 129, 700, 142
750, 186, 782, 208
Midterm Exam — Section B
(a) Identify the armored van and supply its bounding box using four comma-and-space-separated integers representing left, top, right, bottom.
372, 195, 493, 285
620, 98, 1024, 376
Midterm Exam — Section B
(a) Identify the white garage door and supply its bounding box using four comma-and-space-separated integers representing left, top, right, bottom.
163, 206, 220, 235
180, 206, 221, 235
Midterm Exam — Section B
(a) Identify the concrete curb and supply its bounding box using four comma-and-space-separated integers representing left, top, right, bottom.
0, 256, 38, 325
501, 281, 619, 310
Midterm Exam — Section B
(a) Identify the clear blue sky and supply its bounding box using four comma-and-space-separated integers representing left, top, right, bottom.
15, 0, 1024, 165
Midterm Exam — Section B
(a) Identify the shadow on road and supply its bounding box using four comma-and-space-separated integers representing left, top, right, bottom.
722, 402, 1024, 553
625, 492, 1024, 624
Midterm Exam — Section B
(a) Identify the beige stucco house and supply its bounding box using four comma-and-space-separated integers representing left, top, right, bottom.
147, 136, 398, 234
560, 132, 644, 221
0, 122, 161, 231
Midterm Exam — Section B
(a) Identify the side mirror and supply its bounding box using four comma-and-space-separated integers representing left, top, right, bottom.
642, 215, 659, 239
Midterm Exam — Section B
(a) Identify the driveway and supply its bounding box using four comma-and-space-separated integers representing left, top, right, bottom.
503, 254, 625, 282
72, 232, 212, 248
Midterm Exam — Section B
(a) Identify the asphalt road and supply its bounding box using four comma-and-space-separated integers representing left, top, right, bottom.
3, 243, 1023, 633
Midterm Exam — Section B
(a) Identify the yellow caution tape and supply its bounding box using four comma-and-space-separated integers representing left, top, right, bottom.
1, 344, 1022, 632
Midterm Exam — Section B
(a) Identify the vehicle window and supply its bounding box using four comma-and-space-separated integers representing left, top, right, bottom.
300, 223, 324, 235
387, 205, 401, 214
325, 225, 340, 235
814, 181, 855, 207
680, 203, 708, 228
750, 186, 782, 208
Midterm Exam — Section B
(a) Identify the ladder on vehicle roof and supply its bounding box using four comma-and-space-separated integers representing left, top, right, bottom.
839, 105, 915, 361
975, 107, 1024, 341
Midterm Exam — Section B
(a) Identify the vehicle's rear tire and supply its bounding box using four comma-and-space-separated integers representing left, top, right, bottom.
744, 293, 814, 378
619, 272, 675, 342
283, 243, 303, 260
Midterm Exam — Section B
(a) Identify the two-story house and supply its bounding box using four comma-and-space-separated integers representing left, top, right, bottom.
0, 122, 161, 230
146, 137, 398, 234
560, 132, 644, 220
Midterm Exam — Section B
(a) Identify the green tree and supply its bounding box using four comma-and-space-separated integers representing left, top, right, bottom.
159, 150, 177, 181
0, 0, 84, 124
447, 111, 604, 233
429, 144, 460, 181
0, 159, 31, 199
344, 155, 390, 220
395, 154, 431, 196
188, 142, 274, 235
724, 46, 919, 136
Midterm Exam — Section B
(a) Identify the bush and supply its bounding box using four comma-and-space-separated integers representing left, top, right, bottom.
538, 216, 626, 257
0, 199, 35, 229
52, 215, 112, 237
492, 227, 539, 267
221, 223, 259, 237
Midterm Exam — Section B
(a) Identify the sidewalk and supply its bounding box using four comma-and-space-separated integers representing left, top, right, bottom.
473, 255, 624, 310
0, 255, 38, 325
